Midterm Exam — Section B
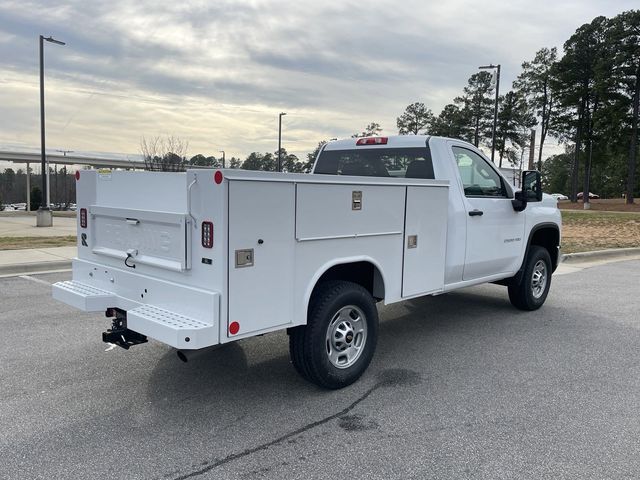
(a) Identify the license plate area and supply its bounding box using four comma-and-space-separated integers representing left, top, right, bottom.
89, 206, 191, 271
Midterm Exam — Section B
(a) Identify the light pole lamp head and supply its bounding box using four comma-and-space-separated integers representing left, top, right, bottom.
44, 36, 66, 46
280, 112, 287, 117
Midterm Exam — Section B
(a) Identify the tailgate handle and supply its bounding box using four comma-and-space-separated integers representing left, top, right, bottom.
125, 249, 138, 269
126, 218, 140, 225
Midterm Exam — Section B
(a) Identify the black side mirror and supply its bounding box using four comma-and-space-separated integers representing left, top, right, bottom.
522, 170, 542, 202
512, 190, 527, 212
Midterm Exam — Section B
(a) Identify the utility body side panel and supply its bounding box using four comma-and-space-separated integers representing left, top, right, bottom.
295, 183, 404, 240
227, 181, 296, 339
402, 186, 449, 297
224, 175, 449, 338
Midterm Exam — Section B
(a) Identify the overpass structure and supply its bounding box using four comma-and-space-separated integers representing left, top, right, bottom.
0, 150, 145, 170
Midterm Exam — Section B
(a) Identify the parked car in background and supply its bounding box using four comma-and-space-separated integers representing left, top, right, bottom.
12, 203, 27, 210
551, 193, 568, 201
577, 192, 600, 199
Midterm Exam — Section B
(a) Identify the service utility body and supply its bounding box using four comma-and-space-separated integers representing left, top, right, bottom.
53, 135, 561, 388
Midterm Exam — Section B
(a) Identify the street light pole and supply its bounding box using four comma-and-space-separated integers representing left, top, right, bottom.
39, 35, 65, 225
479, 64, 500, 163
219, 150, 225, 168
278, 112, 286, 172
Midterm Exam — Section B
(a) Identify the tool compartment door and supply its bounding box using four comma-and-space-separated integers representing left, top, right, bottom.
402, 186, 448, 297
89, 206, 191, 272
227, 180, 295, 339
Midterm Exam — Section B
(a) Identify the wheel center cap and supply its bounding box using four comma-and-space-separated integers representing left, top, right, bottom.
345, 333, 354, 343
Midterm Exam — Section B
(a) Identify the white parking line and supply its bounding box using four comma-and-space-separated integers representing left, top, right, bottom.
19, 275, 52, 286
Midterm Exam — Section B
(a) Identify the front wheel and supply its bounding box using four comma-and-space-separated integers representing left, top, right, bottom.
508, 246, 552, 311
289, 281, 378, 389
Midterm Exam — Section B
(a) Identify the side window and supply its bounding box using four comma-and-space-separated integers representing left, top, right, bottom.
452, 146, 505, 197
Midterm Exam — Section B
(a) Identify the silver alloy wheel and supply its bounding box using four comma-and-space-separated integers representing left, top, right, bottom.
325, 305, 368, 369
531, 260, 548, 299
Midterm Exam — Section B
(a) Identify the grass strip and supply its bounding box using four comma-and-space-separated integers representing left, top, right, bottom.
0, 236, 77, 250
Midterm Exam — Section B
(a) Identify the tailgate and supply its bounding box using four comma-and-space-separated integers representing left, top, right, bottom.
89, 205, 192, 272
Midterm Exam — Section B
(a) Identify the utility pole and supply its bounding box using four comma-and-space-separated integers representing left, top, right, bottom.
479, 64, 501, 162
219, 150, 226, 168
38, 34, 65, 227
278, 112, 286, 172
26, 162, 31, 212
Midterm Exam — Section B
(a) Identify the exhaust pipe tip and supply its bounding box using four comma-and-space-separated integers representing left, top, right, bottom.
177, 345, 221, 363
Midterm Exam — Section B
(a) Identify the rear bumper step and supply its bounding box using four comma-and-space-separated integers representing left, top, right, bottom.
52, 280, 116, 311
127, 304, 215, 349
52, 280, 218, 349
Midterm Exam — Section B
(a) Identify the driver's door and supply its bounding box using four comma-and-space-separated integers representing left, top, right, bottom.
450, 144, 525, 281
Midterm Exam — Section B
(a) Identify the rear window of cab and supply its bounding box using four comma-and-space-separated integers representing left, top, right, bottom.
314, 148, 435, 179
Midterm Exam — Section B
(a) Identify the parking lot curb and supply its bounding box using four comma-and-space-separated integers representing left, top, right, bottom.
0, 260, 72, 277
561, 247, 640, 263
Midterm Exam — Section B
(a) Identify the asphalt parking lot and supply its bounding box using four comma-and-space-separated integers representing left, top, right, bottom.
2, 259, 640, 480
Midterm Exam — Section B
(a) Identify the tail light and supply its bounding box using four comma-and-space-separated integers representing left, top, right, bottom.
201, 221, 213, 248
80, 208, 87, 228
356, 137, 388, 146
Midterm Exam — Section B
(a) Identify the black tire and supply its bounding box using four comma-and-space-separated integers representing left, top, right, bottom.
508, 245, 552, 311
289, 280, 378, 389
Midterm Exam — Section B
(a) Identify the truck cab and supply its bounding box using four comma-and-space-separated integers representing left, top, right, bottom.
313, 135, 561, 290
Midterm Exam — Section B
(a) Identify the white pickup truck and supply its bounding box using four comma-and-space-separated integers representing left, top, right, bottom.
53, 135, 561, 388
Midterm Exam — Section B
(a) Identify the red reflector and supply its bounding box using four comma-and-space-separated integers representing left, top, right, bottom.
201, 221, 213, 248
229, 321, 240, 335
214, 171, 223, 184
356, 137, 388, 146
80, 208, 87, 228
75, 170, 80, 181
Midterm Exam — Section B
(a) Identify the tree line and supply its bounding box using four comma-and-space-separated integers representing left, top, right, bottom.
392, 10, 639, 203
0, 167, 76, 209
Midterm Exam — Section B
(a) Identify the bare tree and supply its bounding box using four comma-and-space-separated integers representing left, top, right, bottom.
140, 136, 189, 172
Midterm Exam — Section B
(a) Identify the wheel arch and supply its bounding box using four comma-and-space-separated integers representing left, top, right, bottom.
511, 223, 560, 284
529, 223, 561, 270
303, 257, 386, 322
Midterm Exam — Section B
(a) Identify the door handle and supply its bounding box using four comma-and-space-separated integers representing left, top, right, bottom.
468, 209, 484, 217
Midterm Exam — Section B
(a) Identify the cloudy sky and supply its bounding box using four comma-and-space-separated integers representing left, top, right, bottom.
0, 0, 637, 163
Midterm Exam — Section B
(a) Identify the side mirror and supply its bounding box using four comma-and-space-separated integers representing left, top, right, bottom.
522, 170, 542, 202
512, 190, 527, 212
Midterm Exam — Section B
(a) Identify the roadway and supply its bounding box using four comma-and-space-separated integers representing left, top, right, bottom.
1, 259, 639, 479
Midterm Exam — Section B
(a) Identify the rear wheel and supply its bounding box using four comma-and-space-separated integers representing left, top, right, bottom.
508, 246, 552, 311
289, 281, 378, 389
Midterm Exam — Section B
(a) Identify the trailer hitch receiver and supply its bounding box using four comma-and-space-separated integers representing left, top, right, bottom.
102, 309, 148, 350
